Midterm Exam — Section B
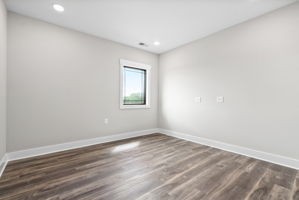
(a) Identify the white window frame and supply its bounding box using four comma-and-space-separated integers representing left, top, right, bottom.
120, 59, 151, 109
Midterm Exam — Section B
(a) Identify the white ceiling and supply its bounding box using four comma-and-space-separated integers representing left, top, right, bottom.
5, 0, 297, 54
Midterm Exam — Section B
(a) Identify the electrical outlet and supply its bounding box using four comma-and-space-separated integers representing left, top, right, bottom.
104, 118, 109, 124
217, 96, 224, 103
194, 97, 201, 103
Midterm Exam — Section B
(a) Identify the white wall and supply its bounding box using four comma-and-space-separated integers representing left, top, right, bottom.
7, 12, 158, 152
0, 0, 7, 159
6, 3, 299, 161
159, 3, 299, 160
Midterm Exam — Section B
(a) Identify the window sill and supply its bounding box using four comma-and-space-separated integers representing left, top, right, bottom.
120, 105, 151, 109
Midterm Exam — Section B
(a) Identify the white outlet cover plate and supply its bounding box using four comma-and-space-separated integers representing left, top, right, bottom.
194, 97, 201, 103
217, 96, 224, 103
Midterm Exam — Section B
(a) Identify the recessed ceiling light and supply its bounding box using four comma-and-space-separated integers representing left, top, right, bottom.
53, 4, 64, 12
153, 41, 160, 46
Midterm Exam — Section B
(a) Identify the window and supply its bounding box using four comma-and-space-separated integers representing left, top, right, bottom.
120, 59, 151, 109
123, 67, 146, 105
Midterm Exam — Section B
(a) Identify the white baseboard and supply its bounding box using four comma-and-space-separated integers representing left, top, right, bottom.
7, 128, 159, 162
159, 128, 299, 170
0, 154, 8, 177
2, 127, 298, 177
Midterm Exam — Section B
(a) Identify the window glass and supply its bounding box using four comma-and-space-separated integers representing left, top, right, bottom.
123, 66, 146, 105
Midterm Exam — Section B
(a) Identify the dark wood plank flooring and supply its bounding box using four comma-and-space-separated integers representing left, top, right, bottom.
0, 133, 298, 200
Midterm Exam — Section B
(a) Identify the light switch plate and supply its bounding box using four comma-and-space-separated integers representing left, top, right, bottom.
217, 96, 224, 103
194, 97, 201, 103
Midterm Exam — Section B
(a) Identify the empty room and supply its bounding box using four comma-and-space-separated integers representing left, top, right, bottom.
0, 0, 299, 199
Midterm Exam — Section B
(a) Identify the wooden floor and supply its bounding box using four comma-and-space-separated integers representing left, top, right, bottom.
0, 134, 298, 200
